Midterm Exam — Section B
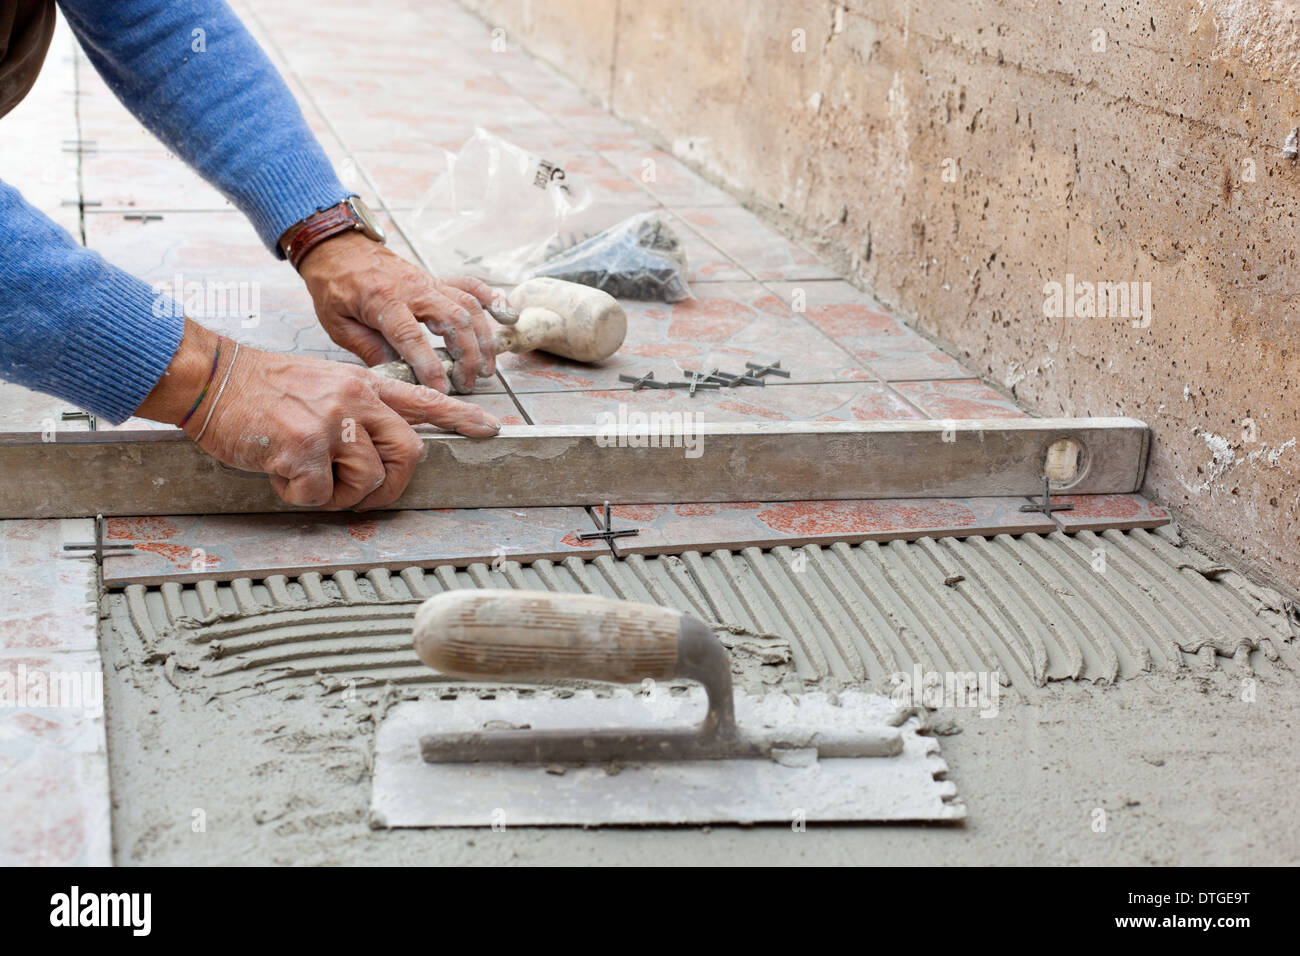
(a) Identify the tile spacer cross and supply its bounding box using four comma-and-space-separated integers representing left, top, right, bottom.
63, 513, 135, 565
683, 369, 722, 396
577, 501, 641, 544
618, 370, 672, 390
710, 368, 764, 387
745, 359, 791, 380
1019, 476, 1074, 516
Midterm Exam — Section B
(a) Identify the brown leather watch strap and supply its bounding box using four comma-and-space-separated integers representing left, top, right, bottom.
281, 201, 361, 270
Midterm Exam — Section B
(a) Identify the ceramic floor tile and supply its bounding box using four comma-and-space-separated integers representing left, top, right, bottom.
327, 104, 569, 155
599, 149, 736, 208
661, 210, 752, 283
0, 520, 99, 655
561, 152, 658, 208
764, 280, 976, 381
512, 382, 923, 426
544, 109, 658, 153
0, 150, 79, 222
0, 519, 110, 866
85, 209, 284, 272
2, 22, 80, 228
498, 282, 871, 393
82, 151, 234, 211
890, 379, 1029, 420
75, 85, 168, 151
353, 149, 450, 211
1044, 494, 1172, 533
294, 65, 517, 111
0, 382, 74, 432
609, 497, 1058, 556
675, 206, 837, 282
102, 505, 605, 586
0, 675, 112, 866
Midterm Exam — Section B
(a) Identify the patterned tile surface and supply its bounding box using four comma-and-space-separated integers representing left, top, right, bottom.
599, 149, 736, 208
513, 382, 922, 426
764, 281, 977, 381
891, 379, 1029, 419
101, 505, 606, 586
0, 519, 111, 866
674, 206, 837, 281
1044, 494, 1172, 533
606, 498, 1058, 556
499, 282, 872, 393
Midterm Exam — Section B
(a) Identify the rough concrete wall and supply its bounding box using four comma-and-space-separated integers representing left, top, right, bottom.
462, 0, 1300, 589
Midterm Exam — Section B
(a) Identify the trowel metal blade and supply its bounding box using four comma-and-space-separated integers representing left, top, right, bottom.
371, 689, 964, 827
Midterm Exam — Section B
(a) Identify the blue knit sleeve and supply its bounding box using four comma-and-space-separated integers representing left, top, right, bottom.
56, 0, 349, 254
0, 180, 184, 424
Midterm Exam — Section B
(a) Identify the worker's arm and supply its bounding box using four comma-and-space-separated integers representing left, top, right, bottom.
55, 0, 343, 255
0, 178, 182, 424
0, 178, 499, 507
56, 0, 504, 392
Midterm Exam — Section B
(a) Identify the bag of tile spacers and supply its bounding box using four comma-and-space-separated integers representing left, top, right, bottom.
411, 127, 597, 283
411, 129, 692, 301
531, 210, 693, 303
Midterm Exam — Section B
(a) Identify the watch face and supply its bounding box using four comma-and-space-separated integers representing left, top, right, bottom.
348, 196, 386, 243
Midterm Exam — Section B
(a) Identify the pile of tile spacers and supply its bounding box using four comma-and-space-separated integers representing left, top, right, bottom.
618, 360, 791, 396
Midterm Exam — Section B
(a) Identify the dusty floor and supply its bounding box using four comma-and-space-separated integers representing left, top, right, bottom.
101, 577, 1300, 866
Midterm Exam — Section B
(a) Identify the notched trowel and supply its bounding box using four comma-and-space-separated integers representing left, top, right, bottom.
414, 589, 900, 764
369, 590, 964, 827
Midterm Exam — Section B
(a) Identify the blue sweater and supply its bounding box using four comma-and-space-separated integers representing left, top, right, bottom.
0, 0, 348, 423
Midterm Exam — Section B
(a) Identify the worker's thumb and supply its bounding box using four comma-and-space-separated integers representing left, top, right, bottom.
372, 376, 501, 437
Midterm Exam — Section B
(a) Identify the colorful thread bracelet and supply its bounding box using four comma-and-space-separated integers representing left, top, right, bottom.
194, 341, 240, 443
179, 336, 222, 428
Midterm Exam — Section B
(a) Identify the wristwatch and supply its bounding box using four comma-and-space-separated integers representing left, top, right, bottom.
280, 196, 386, 270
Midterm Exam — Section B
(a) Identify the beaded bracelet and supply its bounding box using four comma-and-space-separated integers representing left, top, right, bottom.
179, 336, 222, 428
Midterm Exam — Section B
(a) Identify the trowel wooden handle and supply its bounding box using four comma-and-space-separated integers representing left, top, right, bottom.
414, 589, 723, 686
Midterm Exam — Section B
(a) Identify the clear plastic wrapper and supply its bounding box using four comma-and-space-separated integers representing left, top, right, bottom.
412, 130, 691, 301
410, 128, 594, 283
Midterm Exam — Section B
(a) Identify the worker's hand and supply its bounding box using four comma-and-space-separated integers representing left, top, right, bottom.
188, 345, 501, 509
297, 231, 513, 394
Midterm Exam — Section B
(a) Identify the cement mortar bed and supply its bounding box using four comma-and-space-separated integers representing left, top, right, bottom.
101, 609, 1300, 865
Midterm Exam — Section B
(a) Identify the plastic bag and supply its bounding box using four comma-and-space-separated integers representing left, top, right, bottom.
410, 128, 594, 284
531, 211, 693, 302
